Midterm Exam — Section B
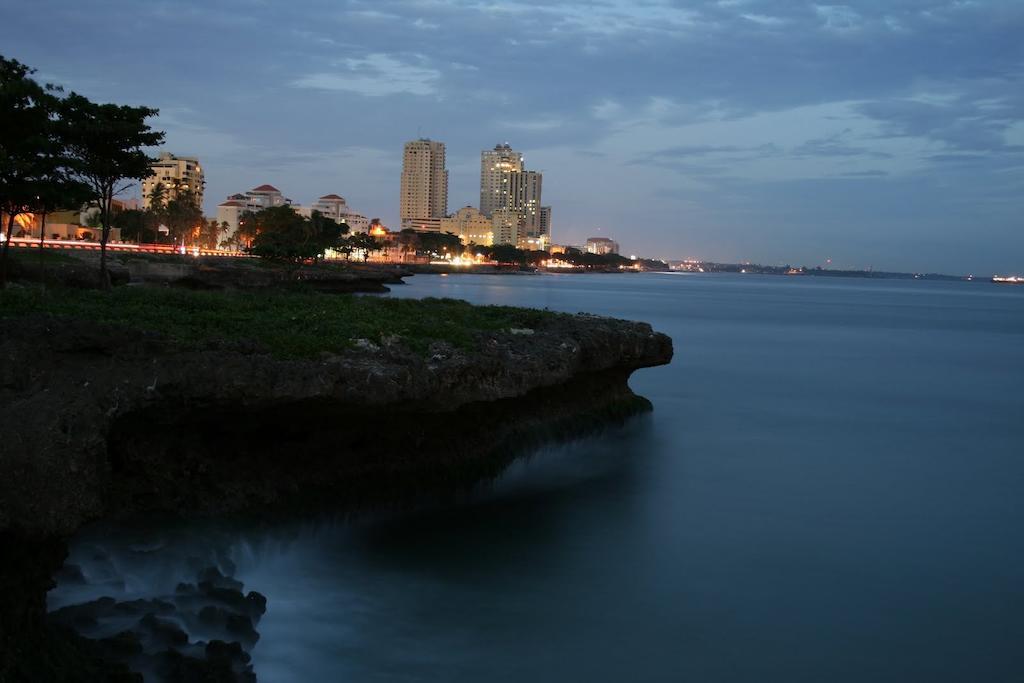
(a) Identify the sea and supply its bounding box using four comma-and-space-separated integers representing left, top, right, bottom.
51, 273, 1024, 682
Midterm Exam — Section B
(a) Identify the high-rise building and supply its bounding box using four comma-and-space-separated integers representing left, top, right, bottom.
507, 170, 543, 236
400, 139, 447, 231
539, 206, 552, 240
479, 143, 523, 218
142, 152, 205, 208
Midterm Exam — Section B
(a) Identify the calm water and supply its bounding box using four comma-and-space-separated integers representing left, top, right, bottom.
56, 273, 1024, 681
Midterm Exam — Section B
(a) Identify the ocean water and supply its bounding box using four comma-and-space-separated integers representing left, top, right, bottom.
55, 273, 1024, 681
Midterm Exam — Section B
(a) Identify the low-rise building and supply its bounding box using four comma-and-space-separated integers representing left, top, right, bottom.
295, 194, 370, 233
441, 206, 494, 246
586, 237, 619, 255
216, 185, 290, 245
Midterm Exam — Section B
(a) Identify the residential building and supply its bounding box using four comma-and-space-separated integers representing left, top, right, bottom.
517, 235, 548, 251
247, 184, 287, 210
539, 206, 552, 240
296, 194, 370, 233
400, 139, 448, 231
142, 152, 205, 208
401, 216, 444, 233
478, 143, 547, 242
586, 237, 620, 255
216, 184, 289, 244
479, 143, 523, 217
507, 170, 543, 237
441, 206, 494, 246
492, 208, 519, 246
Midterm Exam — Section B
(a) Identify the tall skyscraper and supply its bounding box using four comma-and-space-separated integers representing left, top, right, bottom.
507, 170, 543, 236
400, 139, 448, 231
480, 143, 523, 218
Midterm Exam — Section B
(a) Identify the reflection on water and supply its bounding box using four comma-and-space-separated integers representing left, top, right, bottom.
53, 274, 1024, 682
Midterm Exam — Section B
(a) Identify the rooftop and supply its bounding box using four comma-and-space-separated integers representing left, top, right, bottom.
251, 184, 281, 193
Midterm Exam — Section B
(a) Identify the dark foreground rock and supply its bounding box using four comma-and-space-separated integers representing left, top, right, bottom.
0, 309, 671, 680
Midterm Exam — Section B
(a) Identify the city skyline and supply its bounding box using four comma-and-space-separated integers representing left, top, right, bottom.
3, 1, 1022, 272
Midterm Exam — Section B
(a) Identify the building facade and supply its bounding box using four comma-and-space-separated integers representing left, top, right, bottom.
586, 237, 620, 255
297, 194, 370, 233
441, 206, 494, 246
142, 152, 205, 208
491, 208, 520, 246
479, 143, 524, 218
507, 170, 543, 237
216, 184, 289, 244
400, 139, 448, 231
539, 206, 552, 240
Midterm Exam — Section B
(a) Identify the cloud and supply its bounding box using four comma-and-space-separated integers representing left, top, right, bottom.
4, 0, 1023, 271
293, 54, 440, 97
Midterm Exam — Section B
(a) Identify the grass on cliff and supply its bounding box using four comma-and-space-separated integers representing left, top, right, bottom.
0, 286, 559, 357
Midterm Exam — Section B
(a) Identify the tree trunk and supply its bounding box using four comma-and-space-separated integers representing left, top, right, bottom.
99, 195, 111, 290
1, 212, 16, 289
38, 210, 48, 287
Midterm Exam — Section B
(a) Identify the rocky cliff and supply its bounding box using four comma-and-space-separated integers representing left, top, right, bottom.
1, 307, 671, 680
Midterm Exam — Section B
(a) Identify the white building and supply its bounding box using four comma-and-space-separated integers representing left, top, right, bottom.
142, 152, 205, 208
400, 139, 448, 231
215, 184, 289, 245
297, 194, 370, 233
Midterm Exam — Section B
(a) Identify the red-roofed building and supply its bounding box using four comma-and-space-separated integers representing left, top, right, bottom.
295, 193, 370, 233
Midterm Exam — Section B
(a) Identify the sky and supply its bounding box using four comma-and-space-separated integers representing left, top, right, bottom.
2, 0, 1022, 273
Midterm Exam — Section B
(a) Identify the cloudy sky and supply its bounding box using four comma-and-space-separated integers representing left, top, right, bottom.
3, 0, 1022, 272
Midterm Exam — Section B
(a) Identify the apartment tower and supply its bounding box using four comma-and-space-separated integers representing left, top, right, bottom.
400, 139, 448, 231
142, 152, 205, 208
479, 143, 524, 218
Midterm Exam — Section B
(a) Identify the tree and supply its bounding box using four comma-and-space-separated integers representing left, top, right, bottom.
112, 208, 149, 243
234, 211, 259, 250
309, 210, 347, 259
335, 235, 355, 261
397, 228, 419, 261
61, 92, 163, 288
162, 190, 203, 245
0, 56, 56, 287
349, 232, 379, 263
26, 169, 91, 279
489, 243, 525, 265
147, 181, 167, 214
198, 219, 224, 250
417, 231, 461, 259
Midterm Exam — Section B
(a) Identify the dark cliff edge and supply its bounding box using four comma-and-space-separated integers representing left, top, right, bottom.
0, 312, 672, 681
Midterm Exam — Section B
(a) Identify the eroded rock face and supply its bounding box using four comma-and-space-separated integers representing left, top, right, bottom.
0, 310, 671, 680
1, 312, 671, 537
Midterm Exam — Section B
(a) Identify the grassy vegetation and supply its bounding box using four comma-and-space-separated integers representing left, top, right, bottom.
0, 286, 562, 357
